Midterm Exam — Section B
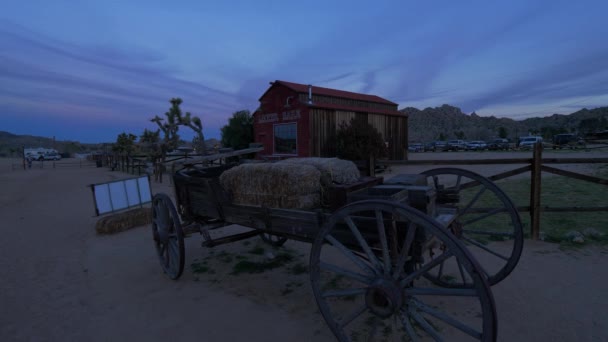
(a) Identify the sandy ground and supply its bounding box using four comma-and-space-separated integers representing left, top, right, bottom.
0, 154, 606, 341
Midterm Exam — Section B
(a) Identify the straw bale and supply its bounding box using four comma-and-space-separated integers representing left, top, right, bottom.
219, 163, 322, 209
95, 207, 152, 235
278, 158, 360, 185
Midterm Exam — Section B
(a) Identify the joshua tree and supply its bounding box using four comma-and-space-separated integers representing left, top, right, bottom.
150, 98, 207, 181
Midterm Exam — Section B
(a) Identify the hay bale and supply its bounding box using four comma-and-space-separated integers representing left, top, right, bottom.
219, 163, 322, 209
278, 157, 360, 185
95, 207, 152, 235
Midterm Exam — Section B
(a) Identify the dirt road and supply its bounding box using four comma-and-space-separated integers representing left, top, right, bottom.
0, 155, 606, 341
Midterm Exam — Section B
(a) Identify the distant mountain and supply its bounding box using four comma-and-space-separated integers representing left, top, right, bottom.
402, 105, 608, 142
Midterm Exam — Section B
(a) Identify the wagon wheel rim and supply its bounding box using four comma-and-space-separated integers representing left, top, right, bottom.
310, 200, 496, 341
152, 193, 185, 280
421, 167, 524, 287
260, 233, 288, 247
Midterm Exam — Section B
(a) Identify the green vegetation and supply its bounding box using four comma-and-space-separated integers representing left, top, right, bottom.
336, 118, 387, 161
231, 252, 294, 274
221, 110, 254, 150
494, 171, 608, 244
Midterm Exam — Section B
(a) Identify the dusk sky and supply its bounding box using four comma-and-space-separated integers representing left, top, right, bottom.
2, 0, 608, 143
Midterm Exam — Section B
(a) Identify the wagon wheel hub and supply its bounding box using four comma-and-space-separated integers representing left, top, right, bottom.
365, 278, 403, 319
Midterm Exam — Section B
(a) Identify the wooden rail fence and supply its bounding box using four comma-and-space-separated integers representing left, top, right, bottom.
370, 144, 608, 240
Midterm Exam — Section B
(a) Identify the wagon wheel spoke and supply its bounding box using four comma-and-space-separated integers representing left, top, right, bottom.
405, 287, 479, 296
411, 298, 482, 339
400, 312, 420, 342
325, 234, 376, 277
393, 222, 416, 280
462, 207, 505, 226
374, 210, 392, 275
344, 216, 383, 272
399, 252, 453, 287
462, 236, 510, 261
409, 308, 443, 341
319, 262, 372, 284
420, 168, 524, 286
310, 200, 496, 341
339, 304, 367, 329
457, 187, 486, 218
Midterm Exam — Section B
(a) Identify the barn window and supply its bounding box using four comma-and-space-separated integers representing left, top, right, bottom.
274, 123, 297, 155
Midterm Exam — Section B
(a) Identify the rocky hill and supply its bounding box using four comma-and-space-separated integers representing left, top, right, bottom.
402, 105, 608, 142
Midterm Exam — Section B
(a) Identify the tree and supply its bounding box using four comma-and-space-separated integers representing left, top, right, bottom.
140, 128, 161, 158
438, 133, 446, 141
221, 110, 253, 150
335, 118, 387, 161
454, 131, 466, 140
150, 98, 207, 182
498, 126, 508, 139
112, 132, 137, 155
151, 98, 207, 155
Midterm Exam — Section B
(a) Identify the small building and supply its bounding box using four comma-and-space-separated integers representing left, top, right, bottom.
253, 80, 408, 159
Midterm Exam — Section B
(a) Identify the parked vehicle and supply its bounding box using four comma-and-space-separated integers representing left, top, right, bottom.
24, 147, 61, 161
487, 138, 510, 151
424, 142, 436, 152
552, 134, 585, 149
465, 141, 487, 151
519, 136, 543, 150
434, 141, 448, 151
446, 140, 466, 151
43, 152, 62, 161
408, 143, 424, 153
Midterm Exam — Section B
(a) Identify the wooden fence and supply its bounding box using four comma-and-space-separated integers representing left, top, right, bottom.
370, 144, 608, 240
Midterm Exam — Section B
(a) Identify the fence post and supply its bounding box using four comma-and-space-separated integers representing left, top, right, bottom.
530, 143, 542, 240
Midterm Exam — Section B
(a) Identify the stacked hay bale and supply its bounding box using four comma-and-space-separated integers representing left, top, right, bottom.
95, 207, 152, 235
219, 163, 322, 209
277, 158, 360, 186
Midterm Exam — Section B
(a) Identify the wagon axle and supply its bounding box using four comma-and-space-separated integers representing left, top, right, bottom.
365, 277, 404, 319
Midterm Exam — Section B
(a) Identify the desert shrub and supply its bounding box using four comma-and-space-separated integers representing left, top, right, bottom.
335, 118, 387, 161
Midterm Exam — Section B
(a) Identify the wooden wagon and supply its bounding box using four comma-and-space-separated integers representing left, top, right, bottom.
151, 158, 523, 341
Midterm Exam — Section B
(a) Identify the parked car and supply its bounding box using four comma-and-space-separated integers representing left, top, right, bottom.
519, 136, 543, 150
424, 142, 436, 152
43, 152, 62, 161
487, 138, 510, 151
434, 141, 448, 151
465, 141, 487, 151
552, 134, 585, 149
446, 140, 466, 151
408, 143, 424, 153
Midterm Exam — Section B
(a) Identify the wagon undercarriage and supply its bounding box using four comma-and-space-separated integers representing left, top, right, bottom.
151, 161, 523, 342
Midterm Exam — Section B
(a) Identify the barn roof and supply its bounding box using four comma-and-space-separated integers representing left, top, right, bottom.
308, 103, 406, 117
259, 80, 399, 106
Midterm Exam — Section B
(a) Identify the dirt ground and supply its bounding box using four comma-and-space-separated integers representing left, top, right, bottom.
0, 152, 606, 341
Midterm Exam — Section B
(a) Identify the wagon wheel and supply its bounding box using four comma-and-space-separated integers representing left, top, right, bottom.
420, 168, 524, 286
310, 200, 496, 341
152, 193, 185, 280
260, 233, 288, 247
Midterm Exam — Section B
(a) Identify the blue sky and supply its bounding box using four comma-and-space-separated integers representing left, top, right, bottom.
2, 0, 608, 143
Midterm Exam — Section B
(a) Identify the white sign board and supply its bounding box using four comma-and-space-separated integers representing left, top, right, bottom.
91, 176, 151, 216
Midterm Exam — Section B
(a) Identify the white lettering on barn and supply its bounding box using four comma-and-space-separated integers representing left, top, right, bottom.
282, 110, 301, 121
258, 113, 278, 123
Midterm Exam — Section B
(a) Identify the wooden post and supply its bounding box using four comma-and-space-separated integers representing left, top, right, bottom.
367, 156, 376, 177
530, 143, 542, 240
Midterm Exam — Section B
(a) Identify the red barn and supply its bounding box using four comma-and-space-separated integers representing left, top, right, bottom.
253, 80, 408, 160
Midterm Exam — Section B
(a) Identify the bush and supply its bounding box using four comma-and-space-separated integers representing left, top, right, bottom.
335, 118, 387, 161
